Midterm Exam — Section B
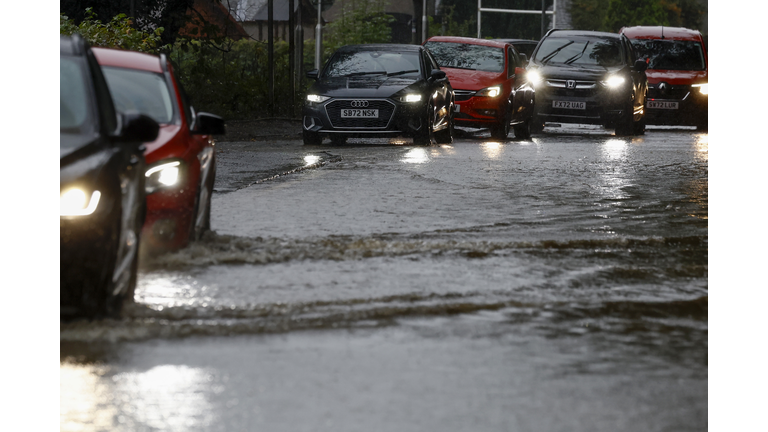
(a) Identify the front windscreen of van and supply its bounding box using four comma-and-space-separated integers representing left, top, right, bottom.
630, 39, 706, 71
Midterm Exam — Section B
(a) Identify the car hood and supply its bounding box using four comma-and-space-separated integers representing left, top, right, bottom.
440, 68, 504, 91
645, 69, 707, 85
531, 64, 625, 80
312, 76, 421, 98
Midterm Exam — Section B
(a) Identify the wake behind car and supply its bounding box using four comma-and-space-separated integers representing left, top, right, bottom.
61, 35, 159, 318
621, 26, 708, 130
527, 29, 648, 136
424, 36, 534, 139
302, 44, 454, 145
93, 47, 226, 253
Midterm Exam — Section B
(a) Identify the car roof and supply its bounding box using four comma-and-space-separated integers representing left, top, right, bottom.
494, 39, 538, 44
621, 26, 703, 41
336, 44, 424, 53
545, 29, 621, 40
425, 36, 509, 48
91, 47, 163, 73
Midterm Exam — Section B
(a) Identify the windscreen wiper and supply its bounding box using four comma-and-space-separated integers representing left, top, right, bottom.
539, 41, 574, 65
344, 71, 387, 77
564, 42, 589, 65
386, 69, 419, 76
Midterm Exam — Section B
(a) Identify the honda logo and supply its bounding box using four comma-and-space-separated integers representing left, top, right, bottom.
566, 80, 576, 89
350, 100, 369, 108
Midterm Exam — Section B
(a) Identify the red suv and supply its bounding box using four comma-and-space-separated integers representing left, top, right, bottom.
621, 26, 708, 130
424, 36, 534, 139
93, 48, 226, 252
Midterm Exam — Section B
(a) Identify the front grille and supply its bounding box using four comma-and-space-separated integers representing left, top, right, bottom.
546, 79, 597, 90
326, 99, 395, 129
454, 90, 475, 102
648, 84, 690, 100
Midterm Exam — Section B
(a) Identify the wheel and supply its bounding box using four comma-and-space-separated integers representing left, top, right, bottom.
330, 135, 347, 145
530, 114, 545, 134
696, 118, 708, 132
190, 161, 215, 242
615, 102, 635, 136
303, 130, 322, 145
414, 103, 436, 145
490, 106, 511, 140
434, 107, 454, 144
633, 115, 646, 135
513, 119, 532, 140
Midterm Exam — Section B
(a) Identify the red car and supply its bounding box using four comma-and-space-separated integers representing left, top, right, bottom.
423, 36, 534, 139
621, 26, 708, 130
93, 47, 226, 252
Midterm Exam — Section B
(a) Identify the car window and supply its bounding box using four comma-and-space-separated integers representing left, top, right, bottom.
534, 36, 624, 67
102, 67, 175, 124
424, 42, 505, 73
324, 51, 422, 77
60, 57, 93, 135
629, 39, 706, 71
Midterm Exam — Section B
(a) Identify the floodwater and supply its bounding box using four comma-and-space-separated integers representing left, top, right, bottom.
61, 125, 708, 431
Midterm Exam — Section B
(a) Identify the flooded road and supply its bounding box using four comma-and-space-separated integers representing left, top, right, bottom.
61, 125, 707, 431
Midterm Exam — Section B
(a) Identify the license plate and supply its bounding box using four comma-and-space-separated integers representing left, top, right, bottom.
553, 100, 585, 109
454, 104, 461, 113
341, 109, 378, 118
647, 101, 678, 109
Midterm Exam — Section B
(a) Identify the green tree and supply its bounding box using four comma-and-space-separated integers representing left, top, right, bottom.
60, 8, 166, 53
569, 0, 611, 31
322, 0, 395, 62
604, 0, 669, 32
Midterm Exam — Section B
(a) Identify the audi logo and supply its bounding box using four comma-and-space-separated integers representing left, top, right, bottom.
350, 100, 369, 108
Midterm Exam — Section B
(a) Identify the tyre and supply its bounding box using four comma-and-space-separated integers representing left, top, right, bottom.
615, 103, 635, 136
434, 110, 454, 144
530, 114, 545, 134
190, 161, 215, 242
633, 115, 646, 135
303, 130, 322, 145
414, 103, 436, 145
513, 119, 532, 140
490, 106, 511, 140
330, 135, 347, 145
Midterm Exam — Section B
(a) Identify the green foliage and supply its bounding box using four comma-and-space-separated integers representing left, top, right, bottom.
569, 0, 706, 34
322, 0, 395, 61
428, 5, 476, 38
60, 8, 166, 53
169, 39, 304, 120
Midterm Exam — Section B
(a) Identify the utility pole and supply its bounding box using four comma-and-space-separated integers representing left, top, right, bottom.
268, 0, 274, 117
289, 0, 295, 116
315, 0, 322, 70
422, 0, 427, 43
541, 0, 546, 39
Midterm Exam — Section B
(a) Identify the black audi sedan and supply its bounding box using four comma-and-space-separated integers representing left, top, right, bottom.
526, 29, 648, 136
60, 34, 159, 319
302, 44, 454, 145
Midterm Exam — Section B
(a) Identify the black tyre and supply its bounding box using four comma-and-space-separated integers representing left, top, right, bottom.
303, 130, 322, 145
330, 135, 347, 145
434, 110, 454, 144
490, 106, 511, 140
414, 103, 436, 145
530, 115, 545, 134
513, 119, 532, 140
190, 162, 215, 242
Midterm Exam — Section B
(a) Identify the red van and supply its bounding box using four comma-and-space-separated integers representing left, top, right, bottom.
424, 36, 534, 139
621, 26, 708, 130
93, 48, 226, 252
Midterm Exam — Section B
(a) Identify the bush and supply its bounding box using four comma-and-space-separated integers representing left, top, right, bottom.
60, 8, 165, 53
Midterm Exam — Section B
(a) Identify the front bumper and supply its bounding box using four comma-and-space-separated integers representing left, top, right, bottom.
644, 85, 707, 126
533, 81, 629, 127
452, 90, 504, 128
302, 98, 429, 138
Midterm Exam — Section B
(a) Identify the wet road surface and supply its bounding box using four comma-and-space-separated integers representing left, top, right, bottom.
61, 124, 708, 431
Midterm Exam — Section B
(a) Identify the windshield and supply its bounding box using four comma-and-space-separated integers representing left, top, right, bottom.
324, 51, 422, 78
629, 39, 706, 71
102, 67, 175, 124
534, 37, 623, 68
60, 57, 93, 134
424, 42, 505, 72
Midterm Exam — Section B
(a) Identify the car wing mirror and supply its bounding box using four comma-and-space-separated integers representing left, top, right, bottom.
430, 69, 446, 82
193, 112, 226, 135
634, 59, 648, 72
119, 111, 159, 143
306, 69, 319, 80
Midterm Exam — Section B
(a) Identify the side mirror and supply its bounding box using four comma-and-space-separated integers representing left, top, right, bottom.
519, 53, 529, 67
634, 59, 648, 72
430, 69, 446, 81
306, 69, 319, 80
119, 111, 159, 143
193, 112, 226, 135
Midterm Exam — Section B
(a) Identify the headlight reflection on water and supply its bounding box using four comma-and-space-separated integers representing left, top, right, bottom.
402, 148, 429, 164
481, 141, 503, 159
304, 155, 321, 166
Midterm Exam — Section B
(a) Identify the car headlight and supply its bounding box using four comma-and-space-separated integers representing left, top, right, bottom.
60, 188, 101, 217
475, 86, 501, 98
601, 75, 625, 88
400, 94, 422, 103
692, 83, 708, 95
146, 160, 184, 194
306, 94, 330, 103
527, 70, 543, 86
